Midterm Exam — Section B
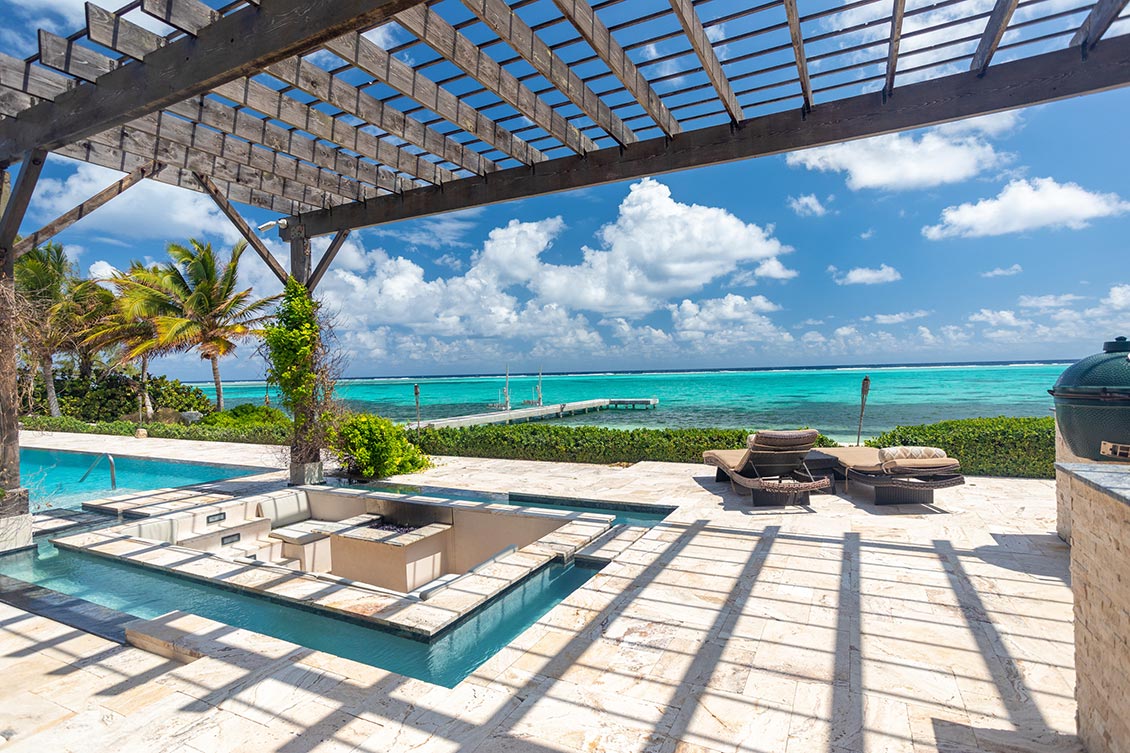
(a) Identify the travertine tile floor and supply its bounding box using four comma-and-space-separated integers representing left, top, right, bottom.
1, 440, 1078, 752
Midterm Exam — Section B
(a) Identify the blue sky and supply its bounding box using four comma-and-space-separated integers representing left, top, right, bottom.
5, 0, 1130, 381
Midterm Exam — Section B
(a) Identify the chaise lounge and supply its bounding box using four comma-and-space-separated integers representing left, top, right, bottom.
703, 429, 831, 506
810, 446, 964, 505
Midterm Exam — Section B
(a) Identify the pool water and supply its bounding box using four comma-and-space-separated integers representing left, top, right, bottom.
0, 538, 597, 687
20, 448, 264, 511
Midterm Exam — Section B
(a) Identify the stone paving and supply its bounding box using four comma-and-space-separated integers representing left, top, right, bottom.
1, 439, 1078, 752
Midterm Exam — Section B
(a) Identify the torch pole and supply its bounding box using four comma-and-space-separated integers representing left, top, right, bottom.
414, 384, 421, 432
856, 375, 871, 446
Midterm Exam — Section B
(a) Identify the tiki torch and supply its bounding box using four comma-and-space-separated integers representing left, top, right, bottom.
856, 375, 870, 446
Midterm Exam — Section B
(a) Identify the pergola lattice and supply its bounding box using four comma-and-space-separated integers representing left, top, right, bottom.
0, 0, 1128, 506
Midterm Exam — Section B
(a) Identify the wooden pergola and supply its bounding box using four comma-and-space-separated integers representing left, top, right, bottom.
0, 0, 1128, 527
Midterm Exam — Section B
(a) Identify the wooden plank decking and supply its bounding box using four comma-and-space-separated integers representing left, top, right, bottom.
417, 398, 658, 429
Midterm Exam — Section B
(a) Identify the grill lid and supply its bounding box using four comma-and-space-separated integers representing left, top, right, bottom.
1049, 336, 1130, 399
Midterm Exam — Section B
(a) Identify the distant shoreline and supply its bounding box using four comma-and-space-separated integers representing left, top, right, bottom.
187, 359, 1075, 387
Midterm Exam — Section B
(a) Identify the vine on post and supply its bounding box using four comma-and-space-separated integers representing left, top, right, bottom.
262, 278, 338, 472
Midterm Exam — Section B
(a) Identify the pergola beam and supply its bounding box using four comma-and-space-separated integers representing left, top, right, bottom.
667, 0, 744, 122
12, 161, 160, 257
970, 0, 1021, 74
1071, 0, 1130, 50
287, 32, 1130, 237
0, 150, 47, 252
0, 0, 433, 164
394, 5, 598, 155
885, 0, 907, 96
194, 172, 289, 285
462, 0, 637, 146
549, 0, 680, 137
307, 230, 350, 291
783, 0, 813, 111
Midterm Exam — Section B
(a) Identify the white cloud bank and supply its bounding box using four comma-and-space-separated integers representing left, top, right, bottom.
982, 264, 1023, 278
829, 264, 902, 285
923, 177, 1130, 239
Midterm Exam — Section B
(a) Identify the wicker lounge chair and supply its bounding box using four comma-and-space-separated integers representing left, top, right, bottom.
810, 446, 964, 505
703, 430, 831, 506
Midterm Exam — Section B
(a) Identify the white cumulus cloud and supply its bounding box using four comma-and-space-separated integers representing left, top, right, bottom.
787, 194, 827, 217
1018, 294, 1084, 309
923, 178, 1130, 240
864, 310, 929, 325
969, 309, 1031, 327
829, 264, 902, 285
982, 264, 1023, 278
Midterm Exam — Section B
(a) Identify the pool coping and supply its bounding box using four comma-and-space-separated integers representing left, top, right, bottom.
52, 487, 616, 640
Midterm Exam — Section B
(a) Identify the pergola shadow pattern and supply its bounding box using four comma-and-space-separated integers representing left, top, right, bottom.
0, 456, 1077, 752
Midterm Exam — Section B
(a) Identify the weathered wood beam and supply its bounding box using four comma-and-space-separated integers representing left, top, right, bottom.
885, 0, 907, 96
321, 34, 544, 165
289, 235, 311, 285
1071, 0, 1129, 50
461, 0, 637, 146
783, 0, 813, 111
88, 5, 436, 189
394, 5, 598, 154
970, 0, 1021, 73
307, 230, 350, 291
12, 161, 160, 257
667, 0, 743, 122
139, 0, 474, 181
0, 0, 433, 164
0, 150, 47, 252
549, 0, 680, 137
195, 172, 289, 284
287, 32, 1130, 237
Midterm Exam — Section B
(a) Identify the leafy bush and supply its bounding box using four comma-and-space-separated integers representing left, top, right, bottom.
331, 414, 430, 478
18, 414, 290, 445
409, 424, 837, 465
867, 416, 1055, 479
200, 403, 291, 428
147, 376, 213, 414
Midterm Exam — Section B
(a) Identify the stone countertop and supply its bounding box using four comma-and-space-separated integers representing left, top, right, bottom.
1057, 462, 1130, 507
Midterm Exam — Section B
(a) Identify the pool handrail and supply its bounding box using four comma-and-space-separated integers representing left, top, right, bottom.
78, 453, 117, 490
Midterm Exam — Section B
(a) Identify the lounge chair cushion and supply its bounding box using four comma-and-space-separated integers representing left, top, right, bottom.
878, 446, 947, 470
703, 449, 750, 472
747, 429, 820, 450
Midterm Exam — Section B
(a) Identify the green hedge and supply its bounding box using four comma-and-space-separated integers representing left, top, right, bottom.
867, 416, 1055, 479
19, 414, 290, 446
409, 424, 837, 465
330, 414, 430, 478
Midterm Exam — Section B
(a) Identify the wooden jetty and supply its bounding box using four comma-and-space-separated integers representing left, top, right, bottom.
417, 398, 658, 429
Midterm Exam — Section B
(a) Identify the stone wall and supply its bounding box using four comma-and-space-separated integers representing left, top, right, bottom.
1063, 466, 1130, 753
1055, 415, 1130, 544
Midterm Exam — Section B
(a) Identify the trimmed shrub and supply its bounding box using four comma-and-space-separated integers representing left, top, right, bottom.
18, 414, 290, 445
866, 416, 1055, 479
409, 424, 837, 466
200, 404, 292, 428
147, 376, 214, 414
331, 414, 430, 479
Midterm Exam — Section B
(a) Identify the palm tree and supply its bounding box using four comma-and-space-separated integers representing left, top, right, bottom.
85, 262, 169, 420
54, 278, 115, 379
14, 243, 73, 417
116, 239, 279, 411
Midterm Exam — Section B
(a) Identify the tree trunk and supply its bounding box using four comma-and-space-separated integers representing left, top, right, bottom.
78, 353, 93, 380
210, 355, 224, 412
0, 170, 19, 495
140, 355, 153, 421
40, 356, 60, 418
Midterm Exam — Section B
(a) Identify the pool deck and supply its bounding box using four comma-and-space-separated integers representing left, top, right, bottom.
1, 434, 1076, 752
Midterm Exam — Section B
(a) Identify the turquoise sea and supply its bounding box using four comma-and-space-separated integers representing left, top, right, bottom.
199, 362, 1068, 443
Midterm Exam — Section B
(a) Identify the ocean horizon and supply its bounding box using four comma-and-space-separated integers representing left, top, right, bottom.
193, 360, 1071, 443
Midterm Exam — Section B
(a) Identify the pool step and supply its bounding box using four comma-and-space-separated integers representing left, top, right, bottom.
573, 524, 651, 565
218, 537, 284, 562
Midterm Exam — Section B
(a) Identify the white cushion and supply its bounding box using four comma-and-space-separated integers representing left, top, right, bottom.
257, 491, 311, 527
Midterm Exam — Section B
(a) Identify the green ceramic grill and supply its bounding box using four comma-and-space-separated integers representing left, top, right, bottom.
1049, 336, 1130, 461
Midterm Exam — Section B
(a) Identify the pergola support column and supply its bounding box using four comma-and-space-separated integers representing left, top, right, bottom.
286, 230, 321, 485
0, 150, 47, 552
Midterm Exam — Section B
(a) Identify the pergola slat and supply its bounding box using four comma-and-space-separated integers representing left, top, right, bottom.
0, 53, 356, 210
463, 0, 638, 146
0, 0, 435, 164
322, 33, 545, 165
196, 171, 289, 284
12, 161, 161, 257
971, 0, 1021, 73
287, 31, 1130, 236
394, 4, 598, 154
128, 1, 461, 184
668, 0, 744, 122
885, 0, 907, 95
783, 0, 813, 111
1071, 0, 1130, 48
549, 0, 681, 137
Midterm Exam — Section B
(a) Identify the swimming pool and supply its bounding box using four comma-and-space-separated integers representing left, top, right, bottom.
0, 537, 596, 687
20, 448, 265, 511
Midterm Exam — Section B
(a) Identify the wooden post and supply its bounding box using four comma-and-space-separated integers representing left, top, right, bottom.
287, 231, 321, 484
290, 234, 311, 285
0, 150, 47, 550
